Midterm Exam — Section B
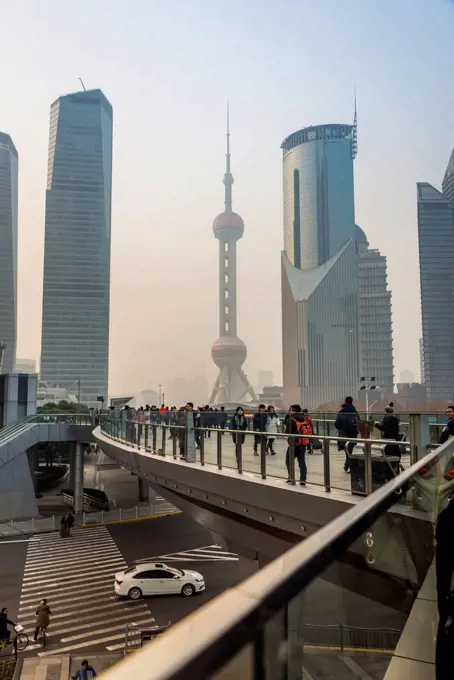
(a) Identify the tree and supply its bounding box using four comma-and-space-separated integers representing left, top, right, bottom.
37, 399, 90, 414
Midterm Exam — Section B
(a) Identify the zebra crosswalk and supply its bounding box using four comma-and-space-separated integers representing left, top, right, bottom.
136, 544, 239, 564
17, 526, 155, 657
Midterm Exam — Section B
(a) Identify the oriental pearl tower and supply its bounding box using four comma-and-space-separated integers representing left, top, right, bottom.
209, 108, 258, 405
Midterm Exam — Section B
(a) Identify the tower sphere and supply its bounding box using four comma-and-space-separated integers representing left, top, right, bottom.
213, 211, 244, 239
211, 335, 247, 368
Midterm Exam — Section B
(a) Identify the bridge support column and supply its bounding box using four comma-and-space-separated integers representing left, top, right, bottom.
69, 443, 76, 491
73, 442, 84, 514
138, 476, 147, 502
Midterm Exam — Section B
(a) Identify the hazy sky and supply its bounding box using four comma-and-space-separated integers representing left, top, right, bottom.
2, 0, 454, 397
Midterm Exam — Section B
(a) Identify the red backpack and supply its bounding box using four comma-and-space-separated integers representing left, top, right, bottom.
292, 418, 313, 446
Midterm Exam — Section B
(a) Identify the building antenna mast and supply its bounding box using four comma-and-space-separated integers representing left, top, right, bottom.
79, 78, 87, 92
351, 86, 358, 159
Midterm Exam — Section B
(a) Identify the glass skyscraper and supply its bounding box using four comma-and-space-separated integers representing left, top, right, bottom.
417, 181, 454, 402
40, 89, 113, 405
281, 124, 359, 407
0, 133, 18, 374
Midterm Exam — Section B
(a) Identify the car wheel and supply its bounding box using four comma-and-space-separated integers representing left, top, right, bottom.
182, 583, 195, 597
128, 587, 143, 600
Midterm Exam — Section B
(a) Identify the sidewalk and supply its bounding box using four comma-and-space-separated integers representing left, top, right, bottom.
17, 653, 122, 680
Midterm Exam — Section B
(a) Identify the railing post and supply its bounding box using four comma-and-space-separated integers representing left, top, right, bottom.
119, 508, 122, 521
217, 430, 222, 470
364, 440, 373, 495
323, 437, 331, 492
152, 425, 157, 453
144, 425, 149, 450
161, 426, 166, 456
199, 432, 205, 466
236, 436, 243, 474
260, 433, 266, 479
288, 437, 296, 485
339, 622, 345, 653
409, 413, 421, 465
172, 432, 177, 459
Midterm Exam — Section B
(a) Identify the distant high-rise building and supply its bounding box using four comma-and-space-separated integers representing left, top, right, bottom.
257, 370, 274, 392
356, 226, 394, 395
0, 133, 18, 374
417, 181, 454, 401
40, 89, 113, 406
209, 109, 257, 404
281, 121, 359, 408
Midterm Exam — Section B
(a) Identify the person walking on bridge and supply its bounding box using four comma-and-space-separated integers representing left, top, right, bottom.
285, 405, 312, 486
335, 397, 359, 473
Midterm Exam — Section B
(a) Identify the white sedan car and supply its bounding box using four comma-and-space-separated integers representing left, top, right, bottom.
115, 562, 205, 599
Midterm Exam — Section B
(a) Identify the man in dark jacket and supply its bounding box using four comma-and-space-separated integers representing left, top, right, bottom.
253, 405, 268, 456
335, 397, 359, 472
375, 402, 400, 457
0, 607, 15, 642
439, 406, 454, 445
285, 405, 312, 486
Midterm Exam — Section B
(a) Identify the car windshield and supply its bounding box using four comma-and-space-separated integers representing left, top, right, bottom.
167, 567, 184, 576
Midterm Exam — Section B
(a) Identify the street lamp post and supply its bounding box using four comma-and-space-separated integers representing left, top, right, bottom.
359, 376, 378, 416
158, 384, 162, 405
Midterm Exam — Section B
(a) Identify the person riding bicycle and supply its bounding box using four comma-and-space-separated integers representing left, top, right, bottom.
0, 607, 15, 643
34, 600, 51, 642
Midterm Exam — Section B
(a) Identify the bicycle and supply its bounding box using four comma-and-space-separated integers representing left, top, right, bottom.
0, 625, 29, 656
37, 626, 46, 646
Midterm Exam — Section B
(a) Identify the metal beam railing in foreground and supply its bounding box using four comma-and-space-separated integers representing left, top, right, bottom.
99, 436, 454, 680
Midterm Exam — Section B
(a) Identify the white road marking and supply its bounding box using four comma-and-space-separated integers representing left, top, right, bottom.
20, 587, 118, 610
60, 617, 155, 642
26, 538, 117, 555
19, 576, 114, 601
21, 572, 117, 594
38, 631, 140, 656
136, 544, 239, 563
22, 561, 125, 586
24, 554, 126, 576
32, 607, 150, 637
18, 599, 129, 626
340, 656, 373, 680
24, 548, 123, 570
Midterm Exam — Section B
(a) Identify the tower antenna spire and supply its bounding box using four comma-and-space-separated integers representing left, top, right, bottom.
223, 101, 233, 211
351, 86, 358, 159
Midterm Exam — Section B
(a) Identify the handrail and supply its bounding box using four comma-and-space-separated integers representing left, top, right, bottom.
99, 434, 453, 680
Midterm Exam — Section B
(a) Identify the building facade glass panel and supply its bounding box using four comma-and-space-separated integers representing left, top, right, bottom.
0, 133, 18, 373
40, 89, 113, 406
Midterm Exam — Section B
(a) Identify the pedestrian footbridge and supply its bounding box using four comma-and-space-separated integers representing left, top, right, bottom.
94, 418, 449, 615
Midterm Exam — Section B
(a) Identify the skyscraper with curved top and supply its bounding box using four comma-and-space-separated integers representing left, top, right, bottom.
0, 132, 18, 374
209, 110, 257, 404
281, 122, 359, 407
40, 89, 113, 406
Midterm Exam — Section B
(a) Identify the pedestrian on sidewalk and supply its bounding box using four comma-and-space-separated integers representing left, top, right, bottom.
231, 407, 248, 466
67, 513, 75, 536
253, 404, 268, 456
72, 660, 97, 679
60, 516, 68, 538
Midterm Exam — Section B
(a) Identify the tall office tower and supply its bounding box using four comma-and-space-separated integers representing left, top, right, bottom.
40, 89, 113, 406
209, 111, 257, 404
356, 226, 394, 395
0, 133, 18, 374
418, 179, 454, 402
281, 122, 359, 408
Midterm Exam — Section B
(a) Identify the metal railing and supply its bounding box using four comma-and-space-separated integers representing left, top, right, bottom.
98, 433, 454, 680
302, 622, 401, 652
100, 416, 412, 496
0, 501, 178, 536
